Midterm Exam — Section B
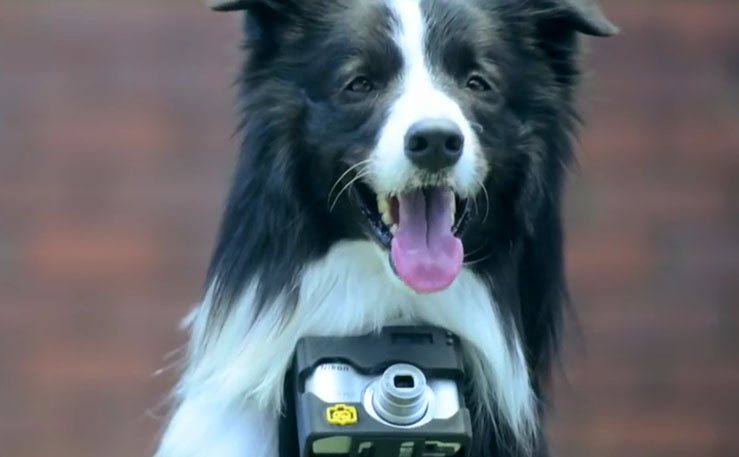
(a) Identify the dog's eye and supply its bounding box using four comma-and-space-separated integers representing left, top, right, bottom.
345, 76, 374, 93
465, 75, 492, 92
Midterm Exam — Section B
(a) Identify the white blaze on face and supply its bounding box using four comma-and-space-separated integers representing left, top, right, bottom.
371, 0, 484, 197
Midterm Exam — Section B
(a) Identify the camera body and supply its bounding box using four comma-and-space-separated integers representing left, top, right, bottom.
288, 326, 472, 457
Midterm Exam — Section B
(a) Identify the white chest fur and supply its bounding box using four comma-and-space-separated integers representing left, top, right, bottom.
156, 241, 534, 457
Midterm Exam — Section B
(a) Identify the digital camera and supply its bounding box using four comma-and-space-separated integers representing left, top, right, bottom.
283, 326, 472, 457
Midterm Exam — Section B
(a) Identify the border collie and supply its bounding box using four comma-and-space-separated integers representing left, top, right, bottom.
156, 1, 616, 456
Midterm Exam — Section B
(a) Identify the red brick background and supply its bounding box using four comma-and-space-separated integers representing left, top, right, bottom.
0, 1, 737, 457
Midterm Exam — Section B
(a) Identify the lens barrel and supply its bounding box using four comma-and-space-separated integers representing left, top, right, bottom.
371, 363, 429, 426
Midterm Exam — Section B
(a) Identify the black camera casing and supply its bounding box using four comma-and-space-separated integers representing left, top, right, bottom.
282, 326, 472, 457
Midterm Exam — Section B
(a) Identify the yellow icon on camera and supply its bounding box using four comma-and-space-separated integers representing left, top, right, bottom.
326, 404, 358, 426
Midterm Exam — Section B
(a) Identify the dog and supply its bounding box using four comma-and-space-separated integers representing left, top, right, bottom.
155, 1, 616, 456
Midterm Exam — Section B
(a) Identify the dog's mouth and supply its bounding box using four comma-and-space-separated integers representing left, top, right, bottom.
353, 180, 471, 294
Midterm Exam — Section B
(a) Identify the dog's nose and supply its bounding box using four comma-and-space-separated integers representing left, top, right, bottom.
404, 119, 464, 172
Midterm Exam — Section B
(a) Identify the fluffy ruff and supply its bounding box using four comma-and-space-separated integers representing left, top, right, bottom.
156, 1, 616, 456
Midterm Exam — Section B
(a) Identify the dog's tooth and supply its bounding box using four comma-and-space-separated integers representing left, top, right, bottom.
390, 224, 398, 234
377, 195, 390, 214
382, 211, 393, 226
450, 194, 456, 224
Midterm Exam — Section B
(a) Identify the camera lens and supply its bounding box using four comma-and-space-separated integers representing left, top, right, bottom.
372, 363, 429, 426
394, 375, 415, 388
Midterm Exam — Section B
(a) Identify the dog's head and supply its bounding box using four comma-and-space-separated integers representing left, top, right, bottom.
210, 0, 616, 295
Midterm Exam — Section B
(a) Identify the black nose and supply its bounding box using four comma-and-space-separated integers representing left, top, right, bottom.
404, 119, 464, 172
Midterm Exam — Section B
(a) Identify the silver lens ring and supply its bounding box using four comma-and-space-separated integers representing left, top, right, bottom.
371, 363, 429, 426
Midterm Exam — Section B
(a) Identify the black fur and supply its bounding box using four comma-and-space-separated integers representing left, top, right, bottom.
203, 1, 616, 456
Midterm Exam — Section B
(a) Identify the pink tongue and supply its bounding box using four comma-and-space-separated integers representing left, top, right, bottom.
390, 188, 463, 294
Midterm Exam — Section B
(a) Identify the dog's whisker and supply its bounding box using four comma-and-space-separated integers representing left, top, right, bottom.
329, 168, 370, 212
477, 179, 491, 225
470, 121, 484, 133
327, 160, 372, 208
464, 252, 494, 266
463, 242, 488, 260
470, 192, 479, 218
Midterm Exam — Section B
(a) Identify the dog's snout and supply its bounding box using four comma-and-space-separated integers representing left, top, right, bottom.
404, 119, 464, 172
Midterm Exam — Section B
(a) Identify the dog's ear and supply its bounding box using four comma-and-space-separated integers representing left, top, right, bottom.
207, 0, 305, 46
545, 0, 619, 36
207, 0, 266, 11
207, 0, 243, 11
206, 0, 291, 12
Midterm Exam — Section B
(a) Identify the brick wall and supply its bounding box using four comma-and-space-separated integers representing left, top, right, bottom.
0, 1, 737, 457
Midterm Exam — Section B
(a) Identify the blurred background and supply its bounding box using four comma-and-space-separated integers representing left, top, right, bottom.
1, 1, 737, 456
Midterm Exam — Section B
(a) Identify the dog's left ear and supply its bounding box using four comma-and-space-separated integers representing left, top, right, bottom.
206, 0, 252, 11
546, 0, 619, 36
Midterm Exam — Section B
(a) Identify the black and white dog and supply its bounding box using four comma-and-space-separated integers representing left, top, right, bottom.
156, 1, 616, 456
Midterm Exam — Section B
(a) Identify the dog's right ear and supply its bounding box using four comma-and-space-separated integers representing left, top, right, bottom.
542, 0, 619, 36
205, 0, 302, 12
207, 0, 301, 44
207, 0, 257, 11
206, 0, 293, 12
